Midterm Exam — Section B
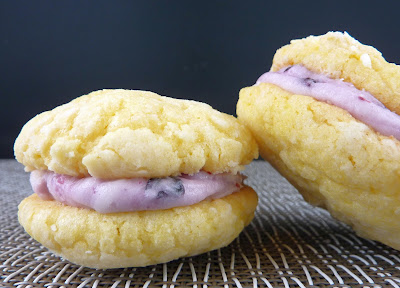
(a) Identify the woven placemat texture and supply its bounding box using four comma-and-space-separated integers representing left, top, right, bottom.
1, 159, 400, 288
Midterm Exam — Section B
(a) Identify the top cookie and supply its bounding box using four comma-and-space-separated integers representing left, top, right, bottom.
14, 89, 258, 179
271, 31, 400, 115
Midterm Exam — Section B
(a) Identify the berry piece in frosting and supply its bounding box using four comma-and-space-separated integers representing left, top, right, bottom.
302, 77, 318, 87
145, 177, 185, 199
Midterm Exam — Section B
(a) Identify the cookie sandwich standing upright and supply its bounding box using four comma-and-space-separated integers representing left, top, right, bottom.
15, 89, 259, 269
237, 32, 400, 250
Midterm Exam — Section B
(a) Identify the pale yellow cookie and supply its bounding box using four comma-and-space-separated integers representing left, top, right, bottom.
237, 32, 400, 250
18, 186, 258, 269
14, 89, 258, 179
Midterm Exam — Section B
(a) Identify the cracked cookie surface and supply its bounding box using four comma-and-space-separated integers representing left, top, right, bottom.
14, 89, 258, 178
18, 186, 258, 268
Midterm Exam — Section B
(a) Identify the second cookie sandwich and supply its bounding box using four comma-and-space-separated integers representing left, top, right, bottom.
238, 32, 400, 250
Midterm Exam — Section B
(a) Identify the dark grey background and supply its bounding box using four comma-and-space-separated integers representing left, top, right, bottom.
2, 1, 400, 158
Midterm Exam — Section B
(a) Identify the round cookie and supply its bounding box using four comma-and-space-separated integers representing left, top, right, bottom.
15, 89, 258, 179
19, 186, 257, 269
237, 32, 400, 250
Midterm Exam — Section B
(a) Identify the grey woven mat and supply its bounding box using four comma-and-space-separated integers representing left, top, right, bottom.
1, 159, 400, 288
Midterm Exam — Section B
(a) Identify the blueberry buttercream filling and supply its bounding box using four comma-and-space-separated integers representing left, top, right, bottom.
30, 170, 243, 213
256, 65, 400, 140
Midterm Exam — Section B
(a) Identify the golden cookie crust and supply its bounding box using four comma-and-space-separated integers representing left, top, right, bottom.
14, 90, 258, 179
18, 186, 258, 269
271, 31, 400, 115
238, 83, 400, 250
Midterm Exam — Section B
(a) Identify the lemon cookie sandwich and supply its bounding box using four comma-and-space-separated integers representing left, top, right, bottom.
237, 32, 400, 250
15, 89, 258, 269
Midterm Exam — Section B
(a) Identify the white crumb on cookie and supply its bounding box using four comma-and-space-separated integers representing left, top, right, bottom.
350, 45, 358, 52
360, 53, 372, 68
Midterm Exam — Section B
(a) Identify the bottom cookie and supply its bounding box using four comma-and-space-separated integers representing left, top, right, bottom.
18, 186, 258, 269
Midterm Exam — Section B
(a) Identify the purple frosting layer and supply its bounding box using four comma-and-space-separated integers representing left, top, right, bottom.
256, 65, 400, 141
30, 170, 243, 213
